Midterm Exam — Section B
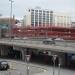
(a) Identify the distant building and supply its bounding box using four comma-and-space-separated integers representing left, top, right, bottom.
54, 12, 72, 28
71, 22, 75, 27
0, 16, 16, 37
23, 8, 72, 28
23, 8, 54, 27
0, 16, 15, 29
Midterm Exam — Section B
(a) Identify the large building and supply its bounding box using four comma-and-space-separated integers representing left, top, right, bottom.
24, 8, 54, 27
0, 16, 15, 29
71, 22, 75, 27
23, 8, 72, 28
54, 12, 71, 28
0, 16, 16, 37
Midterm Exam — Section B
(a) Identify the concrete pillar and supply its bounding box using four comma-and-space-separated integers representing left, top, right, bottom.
21, 48, 27, 61
59, 57, 63, 66
0, 50, 1, 56
0, 47, 5, 56
0, 45, 1, 56
58, 53, 65, 67
0, 49, 2, 56
0, 46, 3, 56
0, 45, 9, 57
21, 50, 25, 61
3, 46, 9, 56
0, 48, 4, 56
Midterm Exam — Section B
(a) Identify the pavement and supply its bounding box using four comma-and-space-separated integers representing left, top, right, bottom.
0, 59, 46, 75
0, 59, 75, 75
36, 66, 75, 75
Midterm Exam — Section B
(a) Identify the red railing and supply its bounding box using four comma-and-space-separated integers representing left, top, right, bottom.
12, 25, 75, 40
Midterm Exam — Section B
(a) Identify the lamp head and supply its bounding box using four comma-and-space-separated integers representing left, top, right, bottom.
25, 55, 31, 62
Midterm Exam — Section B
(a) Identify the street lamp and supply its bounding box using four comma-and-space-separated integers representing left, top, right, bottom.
9, 0, 14, 38
25, 55, 31, 75
52, 55, 57, 75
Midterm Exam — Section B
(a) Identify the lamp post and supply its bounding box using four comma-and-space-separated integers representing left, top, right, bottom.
25, 55, 31, 75
52, 55, 57, 75
9, 0, 14, 38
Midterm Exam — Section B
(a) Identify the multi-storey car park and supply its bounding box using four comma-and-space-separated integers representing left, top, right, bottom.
12, 25, 75, 40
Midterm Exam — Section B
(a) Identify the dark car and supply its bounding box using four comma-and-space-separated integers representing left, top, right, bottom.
43, 38, 55, 45
0, 61, 9, 70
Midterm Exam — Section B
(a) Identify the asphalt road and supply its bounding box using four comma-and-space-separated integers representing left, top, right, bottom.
0, 59, 75, 75
0, 59, 45, 75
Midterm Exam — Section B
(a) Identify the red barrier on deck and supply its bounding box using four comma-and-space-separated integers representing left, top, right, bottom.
12, 25, 75, 40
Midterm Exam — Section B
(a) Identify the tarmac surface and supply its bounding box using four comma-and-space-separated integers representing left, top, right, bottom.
0, 59, 75, 75
0, 59, 45, 75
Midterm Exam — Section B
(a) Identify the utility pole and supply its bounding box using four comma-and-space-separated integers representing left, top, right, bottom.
9, 0, 14, 38
52, 55, 57, 75
25, 55, 31, 75
58, 57, 61, 75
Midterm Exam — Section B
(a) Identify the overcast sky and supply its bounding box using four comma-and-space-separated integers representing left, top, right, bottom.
0, 0, 75, 20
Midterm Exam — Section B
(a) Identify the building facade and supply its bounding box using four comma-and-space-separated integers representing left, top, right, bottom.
0, 16, 16, 37
23, 8, 72, 28
71, 22, 75, 27
54, 12, 72, 28
0, 16, 15, 29
24, 8, 54, 27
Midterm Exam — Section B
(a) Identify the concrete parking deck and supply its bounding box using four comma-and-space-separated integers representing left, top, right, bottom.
0, 39, 75, 53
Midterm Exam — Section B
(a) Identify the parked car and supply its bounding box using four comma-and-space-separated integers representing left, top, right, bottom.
43, 38, 55, 44
0, 60, 9, 70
